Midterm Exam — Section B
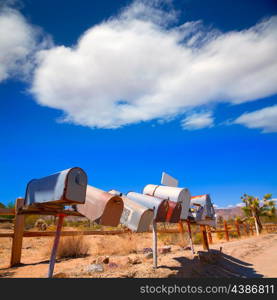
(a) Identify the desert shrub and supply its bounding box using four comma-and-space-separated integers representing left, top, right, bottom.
193, 232, 203, 244
216, 231, 225, 240
158, 232, 186, 247
55, 235, 90, 259
229, 231, 239, 239
24, 215, 41, 230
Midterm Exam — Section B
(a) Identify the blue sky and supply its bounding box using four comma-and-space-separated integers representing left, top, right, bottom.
0, 0, 277, 207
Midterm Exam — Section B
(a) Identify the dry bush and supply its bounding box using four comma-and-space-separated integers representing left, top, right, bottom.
94, 233, 147, 256
47, 235, 90, 259
158, 232, 187, 247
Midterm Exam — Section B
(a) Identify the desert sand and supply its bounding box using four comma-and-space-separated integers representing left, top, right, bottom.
0, 229, 276, 278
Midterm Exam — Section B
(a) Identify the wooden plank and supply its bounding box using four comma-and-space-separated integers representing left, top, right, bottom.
200, 224, 209, 251
10, 198, 25, 267
0, 208, 15, 216
206, 225, 213, 244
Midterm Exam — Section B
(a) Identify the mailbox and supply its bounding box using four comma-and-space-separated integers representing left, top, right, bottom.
126, 192, 168, 222
108, 190, 154, 232
143, 184, 191, 220
188, 194, 216, 226
25, 167, 87, 206
165, 200, 182, 223
76, 185, 123, 226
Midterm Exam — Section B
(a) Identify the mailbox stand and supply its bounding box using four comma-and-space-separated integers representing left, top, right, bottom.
152, 220, 158, 269
48, 213, 65, 278
186, 219, 195, 255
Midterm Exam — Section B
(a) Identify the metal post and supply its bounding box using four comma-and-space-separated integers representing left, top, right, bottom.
48, 213, 65, 278
186, 219, 195, 254
152, 220, 157, 269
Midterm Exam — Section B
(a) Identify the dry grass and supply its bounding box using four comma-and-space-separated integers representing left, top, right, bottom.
46, 235, 90, 259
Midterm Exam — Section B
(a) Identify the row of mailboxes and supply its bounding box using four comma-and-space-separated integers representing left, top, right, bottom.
188, 194, 216, 226
108, 190, 154, 232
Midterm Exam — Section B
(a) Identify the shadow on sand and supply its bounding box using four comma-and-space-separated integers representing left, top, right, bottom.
159, 249, 263, 278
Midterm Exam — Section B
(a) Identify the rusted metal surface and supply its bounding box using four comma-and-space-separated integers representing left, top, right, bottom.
126, 192, 168, 222
109, 190, 154, 232
165, 200, 182, 223
24, 167, 87, 206
143, 184, 191, 220
76, 185, 123, 226
188, 194, 216, 226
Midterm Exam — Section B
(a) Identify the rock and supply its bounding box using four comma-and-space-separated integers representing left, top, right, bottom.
144, 252, 153, 259
128, 256, 142, 265
159, 246, 171, 254
183, 246, 191, 251
102, 256, 109, 264
53, 272, 67, 278
86, 264, 104, 273
143, 247, 153, 254
108, 262, 118, 269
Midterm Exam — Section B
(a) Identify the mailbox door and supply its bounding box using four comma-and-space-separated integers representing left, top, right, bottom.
165, 201, 182, 223
119, 196, 154, 232
97, 197, 124, 226
126, 192, 168, 222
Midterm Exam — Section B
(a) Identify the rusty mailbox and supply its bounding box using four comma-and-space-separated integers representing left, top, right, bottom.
25, 167, 87, 206
76, 185, 123, 226
108, 190, 154, 232
126, 192, 168, 222
143, 184, 191, 221
165, 200, 182, 223
188, 194, 216, 227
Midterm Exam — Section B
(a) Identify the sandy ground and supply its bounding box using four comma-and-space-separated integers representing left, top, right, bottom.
0, 229, 277, 278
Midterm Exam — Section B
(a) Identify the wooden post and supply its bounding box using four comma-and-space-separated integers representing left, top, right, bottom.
200, 224, 209, 251
10, 198, 25, 267
243, 223, 249, 236
223, 220, 229, 242
185, 219, 195, 254
152, 220, 158, 269
250, 224, 254, 235
48, 214, 65, 278
206, 225, 213, 244
235, 220, 241, 238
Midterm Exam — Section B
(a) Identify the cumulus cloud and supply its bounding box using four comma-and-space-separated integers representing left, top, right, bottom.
1, 0, 277, 129
236, 203, 244, 207
234, 104, 277, 133
0, 4, 52, 82
181, 111, 214, 130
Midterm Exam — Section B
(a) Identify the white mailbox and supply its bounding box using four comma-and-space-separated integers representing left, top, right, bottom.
126, 192, 168, 222
25, 167, 87, 206
143, 184, 191, 220
108, 190, 153, 232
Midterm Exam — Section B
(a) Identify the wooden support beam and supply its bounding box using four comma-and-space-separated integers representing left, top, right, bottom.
206, 225, 213, 244
235, 220, 241, 238
223, 220, 229, 242
200, 224, 209, 251
10, 198, 25, 267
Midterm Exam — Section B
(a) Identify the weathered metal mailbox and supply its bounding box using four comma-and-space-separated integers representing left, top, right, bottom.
108, 190, 154, 232
76, 185, 123, 226
143, 184, 191, 220
126, 192, 168, 222
188, 194, 216, 227
25, 167, 87, 206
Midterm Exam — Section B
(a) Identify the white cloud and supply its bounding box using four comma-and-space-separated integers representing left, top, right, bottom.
236, 203, 244, 207
0, 5, 52, 82
181, 111, 214, 130
234, 104, 277, 133
1, 0, 277, 129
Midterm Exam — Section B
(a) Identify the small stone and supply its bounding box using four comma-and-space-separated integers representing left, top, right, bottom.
183, 246, 191, 251
108, 262, 118, 269
159, 246, 171, 254
53, 272, 67, 278
102, 256, 109, 264
86, 264, 104, 273
144, 252, 153, 259
143, 247, 153, 254
128, 257, 142, 265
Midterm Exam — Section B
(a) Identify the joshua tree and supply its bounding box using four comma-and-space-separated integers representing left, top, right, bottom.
241, 193, 276, 235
